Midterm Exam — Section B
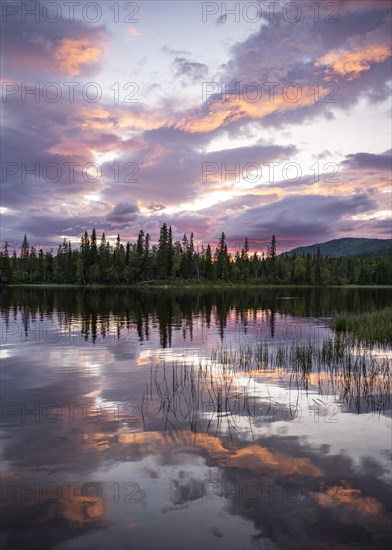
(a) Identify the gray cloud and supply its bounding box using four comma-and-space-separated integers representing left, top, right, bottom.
106, 202, 139, 224
207, 193, 377, 242
172, 57, 209, 82
343, 152, 392, 171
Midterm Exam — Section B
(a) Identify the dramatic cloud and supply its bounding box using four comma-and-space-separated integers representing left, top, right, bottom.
1, 0, 391, 245
210, 193, 377, 243
54, 38, 103, 76
1, 3, 108, 79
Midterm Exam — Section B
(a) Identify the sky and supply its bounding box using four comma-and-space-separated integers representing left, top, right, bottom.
1, 0, 391, 253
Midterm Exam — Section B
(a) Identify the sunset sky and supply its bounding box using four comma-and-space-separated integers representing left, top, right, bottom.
1, 0, 391, 252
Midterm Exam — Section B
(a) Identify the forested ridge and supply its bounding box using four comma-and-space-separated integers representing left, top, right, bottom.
1, 224, 391, 285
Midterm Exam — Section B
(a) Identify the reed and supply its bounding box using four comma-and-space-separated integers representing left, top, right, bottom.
331, 307, 392, 346
141, 333, 390, 432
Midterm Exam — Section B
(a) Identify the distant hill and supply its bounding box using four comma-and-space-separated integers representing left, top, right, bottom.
286, 238, 392, 258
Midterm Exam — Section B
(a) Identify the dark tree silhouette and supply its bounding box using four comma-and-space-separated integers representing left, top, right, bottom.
1, 227, 391, 286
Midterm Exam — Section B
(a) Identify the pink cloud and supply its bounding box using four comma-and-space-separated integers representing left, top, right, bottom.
54, 38, 103, 76
315, 44, 391, 80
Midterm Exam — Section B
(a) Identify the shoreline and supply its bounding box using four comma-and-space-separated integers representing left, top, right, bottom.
2, 283, 392, 290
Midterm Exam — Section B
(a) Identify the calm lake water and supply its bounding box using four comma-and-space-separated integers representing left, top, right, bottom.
1, 287, 391, 550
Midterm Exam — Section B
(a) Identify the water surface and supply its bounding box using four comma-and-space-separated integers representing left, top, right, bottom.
1, 287, 391, 550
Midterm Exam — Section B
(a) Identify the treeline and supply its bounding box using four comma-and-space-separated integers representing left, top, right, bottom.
1, 225, 391, 285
